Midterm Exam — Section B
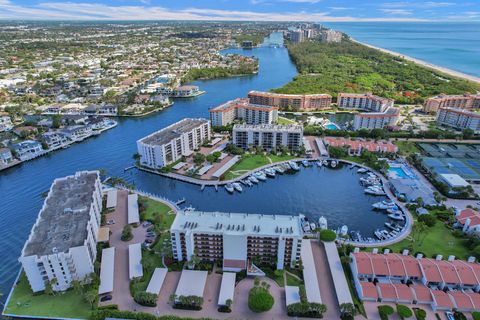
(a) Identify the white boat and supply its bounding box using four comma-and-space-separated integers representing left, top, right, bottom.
310, 222, 316, 231
330, 160, 337, 168
274, 166, 285, 174
243, 179, 253, 187
322, 160, 328, 165
232, 182, 243, 192
387, 208, 402, 215
340, 225, 348, 236
372, 200, 397, 210
302, 160, 311, 167
374, 230, 383, 240
365, 187, 386, 196
385, 222, 401, 232
249, 176, 259, 184
388, 213, 405, 221
225, 183, 234, 193
289, 161, 300, 171
255, 172, 267, 181
357, 168, 368, 174
318, 216, 328, 230
316, 161, 323, 167
265, 168, 276, 177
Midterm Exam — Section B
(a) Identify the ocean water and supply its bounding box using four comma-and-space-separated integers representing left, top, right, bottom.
324, 22, 480, 78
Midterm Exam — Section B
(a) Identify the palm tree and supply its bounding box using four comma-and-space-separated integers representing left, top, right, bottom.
83, 290, 97, 310
71, 280, 83, 295
340, 302, 356, 318
44, 278, 56, 296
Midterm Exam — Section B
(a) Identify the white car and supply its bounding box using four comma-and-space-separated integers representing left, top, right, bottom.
106, 219, 115, 225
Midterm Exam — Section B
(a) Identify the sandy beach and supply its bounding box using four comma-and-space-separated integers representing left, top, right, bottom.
352, 38, 480, 85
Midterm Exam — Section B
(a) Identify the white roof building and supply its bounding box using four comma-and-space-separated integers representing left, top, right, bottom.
175, 270, 208, 298
301, 240, 322, 303
323, 241, 353, 305
285, 286, 301, 306
218, 272, 236, 306
440, 173, 470, 188
146, 268, 168, 294
106, 189, 117, 209
127, 193, 140, 225
128, 243, 143, 280
99, 247, 115, 295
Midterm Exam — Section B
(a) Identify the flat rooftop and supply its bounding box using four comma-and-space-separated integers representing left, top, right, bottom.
171, 210, 303, 238
23, 171, 99, 257
233, 123, 303, 133
139, 118, 209, 146
175, 270, 208, 298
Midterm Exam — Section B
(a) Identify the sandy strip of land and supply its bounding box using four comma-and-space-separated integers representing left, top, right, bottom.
351, 38, 480, 84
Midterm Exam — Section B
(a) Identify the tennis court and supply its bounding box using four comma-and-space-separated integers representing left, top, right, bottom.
419, 143, 480, 181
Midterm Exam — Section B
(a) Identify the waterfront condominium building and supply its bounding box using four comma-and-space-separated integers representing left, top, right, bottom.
247, 91, 332, 111
436, 107, 480, 133
170, 210, 303, 271
19, 171, 102, 292
137, 118, 211, 169
353, 107, 400, 130
232, 123, 303, 152
423, 94, 480, 113
337, 93, 394, 112
209, 98, 279, 127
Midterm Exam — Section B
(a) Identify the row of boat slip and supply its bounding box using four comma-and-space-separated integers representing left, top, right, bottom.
372, 200, 406, 221
223, 160, 339, 194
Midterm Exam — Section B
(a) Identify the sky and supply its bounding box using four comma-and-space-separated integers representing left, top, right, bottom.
0, 0, 479, 21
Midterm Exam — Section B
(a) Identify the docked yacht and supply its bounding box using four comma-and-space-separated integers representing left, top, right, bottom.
388, 213, 405, 221
357, 168, 368, 174
264, 168, 276, 177
225, 183, 234, 193
232, 182, 243, 192
255, 172, 267, 181
372, 200, 396, 210
385, 222, 401, 232
302, 160, 311, 167
318, 216, 328, 230
330, 160, 337, 168
249, 175, 259, 184
364, 186, 386, 196
274, 166, 285, 174
289, 161, 300, 171
316, 160, 323, 167
243, 179, 253, 187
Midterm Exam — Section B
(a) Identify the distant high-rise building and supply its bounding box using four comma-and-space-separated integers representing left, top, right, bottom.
209, 98, 278, 127
436, 107, 480, 133
248, 91, 332, 111
320, 29, 343, 43
289, 30, 304, 44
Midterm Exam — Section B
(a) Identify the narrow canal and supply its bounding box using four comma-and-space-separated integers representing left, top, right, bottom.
0, 33, 388, 297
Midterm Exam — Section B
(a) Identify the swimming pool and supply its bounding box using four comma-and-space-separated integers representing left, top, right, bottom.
389, 166, 412, 179
325, 123, 339, 130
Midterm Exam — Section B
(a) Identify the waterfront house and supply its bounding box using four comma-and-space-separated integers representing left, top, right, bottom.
11, 140, 44, 161
41, 131, 69, 149
19, 171, 102, 292
61, 125, 92, 141
455, 208, 480, 235
13, 126, 38, 137
98, 104, 118, 116
0, 147, 13, 165
0, 115, 13, 132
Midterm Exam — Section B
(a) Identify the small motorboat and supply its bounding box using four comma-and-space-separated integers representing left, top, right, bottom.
255, 172, 267, 181
289, 161, 300, 171
249, 175, 259, 184
225, 183, 234, 193
357, 168, 368, 174
264, 168, 276, 177
316, 161, 323, 167
302, 160, 311, 167
330, 160, 337, 168
388, 213, 405, 221
232, 182, 243, 192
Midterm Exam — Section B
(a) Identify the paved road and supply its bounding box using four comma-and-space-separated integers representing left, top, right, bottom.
310, 240, 341, 319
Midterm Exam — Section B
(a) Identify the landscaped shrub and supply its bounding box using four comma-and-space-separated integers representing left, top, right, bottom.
172, 295, 204, 310
378, 305, 394, 320
472, 311, 480, 320
319, 229, 336, 242
217, 305, 231, 313
121, 224, 133, 241
98, 304, 119, 310
397, 304, 413, 319
91, 309, 211, 320
340, 302, 356, 320
133, 291, 157, 307
248, 286, 274, 312
454, 311, 467, 320
417, 214, 436, 227
413, 307, 426, 320
287, 302, 327, 318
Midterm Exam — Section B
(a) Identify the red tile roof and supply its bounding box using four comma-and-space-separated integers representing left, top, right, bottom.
436, 260, 461, 284
465, 292, 480, 310
457, 208, 480, 227
360, 282, 378, 299
451, 260, 479, 286
419, 259, 443, 283
377, 283, 397, 300
371, 254, 390, 276
324, 137, 398, 153
411, 285, 433, 302
432, 290, 455, 309
352, 252, 374, 275
448, 291, 474, 310
393, 283, 414, 302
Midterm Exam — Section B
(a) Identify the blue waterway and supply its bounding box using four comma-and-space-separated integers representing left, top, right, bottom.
324, 22, 480, 78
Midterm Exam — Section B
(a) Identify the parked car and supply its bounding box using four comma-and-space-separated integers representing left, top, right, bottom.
100, 295, 112, 302
143, 221, 152, 227
146, 226, 155, 232
145, 239, 153, 244
142, 242, 151, 249
106, 219, 115, 225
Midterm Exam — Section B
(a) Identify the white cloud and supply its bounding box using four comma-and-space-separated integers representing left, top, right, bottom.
0, 0, 429, 21
381, 8, 413, 15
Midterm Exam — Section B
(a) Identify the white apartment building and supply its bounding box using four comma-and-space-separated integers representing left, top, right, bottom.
232, 123, 303, 151
0, 115, 13, 132
424, 94, 480, 113
436, 107, 480, 133
209, 98, 278, 127
353, 107, 400, 130
19, 171, 102, 292
137, 118, 211, 169
170, 211, 303, 271
11, 140, 44, 161
337, 93, 394, 112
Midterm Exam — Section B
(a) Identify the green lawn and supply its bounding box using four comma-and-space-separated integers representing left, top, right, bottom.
394, 141, 421, 156
4, 272, 92, 319
131, 250, 164, 295
386, 221, 472, 259
278, 117, 296, 125
223, 154, 295, 180
138, 196, 175, 231
285, 273, 303, 287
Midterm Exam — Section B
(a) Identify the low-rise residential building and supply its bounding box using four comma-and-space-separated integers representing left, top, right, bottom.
337, 93, 394, 112
232, 123, 303, 151
41, 131, 69, 149
11, 140, 44, 161
436, 107, 480, 133
352, 106, 400, 130
248, 91, 332, 111
170, 210, 303, 271
351, 251, 480, 311
19, 171, 102, 292
0, 147, 13, 165
61, 125, 93, 141
0, 115, 13, 132
455, 208, 480, 234
209, 98, 278, 127
137, 118, 211, 169
323, 137, 398, 155
423, 94, 480, 113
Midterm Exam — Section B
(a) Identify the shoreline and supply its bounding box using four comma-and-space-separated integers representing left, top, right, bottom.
351, 38, 480, 85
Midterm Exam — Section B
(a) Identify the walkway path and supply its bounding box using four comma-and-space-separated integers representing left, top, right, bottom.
310, 240, 341, 319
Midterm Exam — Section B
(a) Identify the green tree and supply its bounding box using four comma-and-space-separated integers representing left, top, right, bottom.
83, 289, 97, 310
193, 153, 206, 167
52, 114, 61, 129
121, 224, 133, 241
